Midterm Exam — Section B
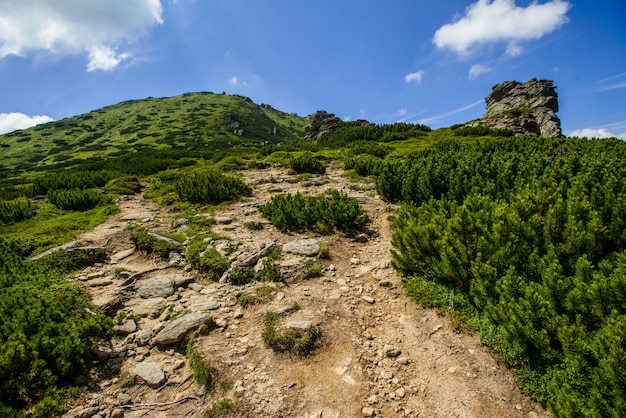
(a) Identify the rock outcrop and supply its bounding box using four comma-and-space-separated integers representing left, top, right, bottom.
304, 111, 342, 140
466, 79, 562, 137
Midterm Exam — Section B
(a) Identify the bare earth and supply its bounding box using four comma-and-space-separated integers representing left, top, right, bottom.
64, 166, 548, 418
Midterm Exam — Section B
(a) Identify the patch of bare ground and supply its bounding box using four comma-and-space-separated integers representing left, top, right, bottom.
63, 166, 547, 418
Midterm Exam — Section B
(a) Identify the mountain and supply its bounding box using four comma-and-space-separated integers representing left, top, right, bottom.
0, 92, 307, 180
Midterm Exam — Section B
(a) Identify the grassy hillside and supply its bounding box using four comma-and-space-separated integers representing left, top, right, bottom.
0, 92, 307, 181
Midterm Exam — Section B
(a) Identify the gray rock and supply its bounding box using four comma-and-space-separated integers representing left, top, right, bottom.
238, 242, 276, 267
121, 212, 154, 221
189, 300, 221, 312
283, 238, 320, 256
172, 218, 189, 228
135, 330, 153, 347
134, 362, 166, 388
362, 407, 375, 417
89, 278, 112, 287
110, 247, 135, 262
138, 276, 175, 299
285, 321, 313, 330
147, 232, 180, 246
153, 312, 213, 345
361, 296, 375, 304
113, 319, 137, 335
133, 297, 166, 318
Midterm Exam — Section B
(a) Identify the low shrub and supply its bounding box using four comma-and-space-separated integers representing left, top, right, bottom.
47, 188, 113, 211
262, 311, 320, 356
129, 227, 182, 258
175, 170, 252, 205
186, 341, 216, 388
259, 189, 368, 233
0, 198, 36, 224
294, 260, 322, 281
289, 153, 326, 174
204, 398, 235, 418
186, 242, 231, 280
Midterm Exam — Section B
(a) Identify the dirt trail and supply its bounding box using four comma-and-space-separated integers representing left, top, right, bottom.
66, 166, 547, 418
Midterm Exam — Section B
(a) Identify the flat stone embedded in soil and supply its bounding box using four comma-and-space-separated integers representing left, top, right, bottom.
138, 276, 175, 299
283, 238, 320, 256
153, 312, 213, 345
134, 362, 166, 388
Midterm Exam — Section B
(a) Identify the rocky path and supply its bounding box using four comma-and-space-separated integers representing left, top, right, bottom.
63, 166, 547, 418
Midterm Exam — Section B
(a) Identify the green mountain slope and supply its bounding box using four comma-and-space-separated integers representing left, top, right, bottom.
0, 92, 307, 179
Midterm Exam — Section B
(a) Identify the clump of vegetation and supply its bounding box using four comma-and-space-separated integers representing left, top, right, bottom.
387, 136, 626, 415
0, 197, 36, 224
129, 227, 182, 258
343, 154, 383, 177
175, 170, 252, 205
262, 311, 320, 356
288, 152, 326, 174
0, 238, 113, 416
451, 125, 515, 137
204, 398, 235, 418
237, 285, 277, 307
47, 188, 113, 211
294, 260, 322, 281
103, 176, 142, 195
244, 220, 264, 230
186, 340, 216, 388
259, 189, 368, 234
186, 241, 231, 280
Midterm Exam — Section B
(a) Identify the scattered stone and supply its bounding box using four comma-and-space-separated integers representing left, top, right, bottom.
350, 257, 360, 265
385, 347, 402, 358
173, 218, 189, 228
361, 296, 375, 304
189, 300, 221, 311
89, 278, 113, 287
378, 279, 393, 287
362, 407, 375, 417
285, 321, 313, 330
238, 242, 277, 267
395, 387, 406, 398
121, 212, 154, 221
134, 362, 166, 388
366, 394, 379, 405
352, 233, 369, 243
283, 238, 320, 256
135, 330, 153, 347
215, 216, 234, 224
153, 312, 213, 345
110, 247, 135, 262
113, 319, 137, 335
273, 305, 295, 315
133, 297, 166, 318
138, 276, 175, 299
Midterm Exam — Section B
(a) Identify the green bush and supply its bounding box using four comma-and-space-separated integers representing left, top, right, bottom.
103, 176, 142, 195
289, 153, 326, 174
47, 188, 113, 211
175, 170, 252, 205
259, 189, 368, 233
0, 198, 36, 224
388, 137, 626, 415
0, 238, 113, 415
262, 311, 320, 356
186, 242, 231, 280
186, 341, 216, 388
129, 227, 182, 258
204, 398, 235, 418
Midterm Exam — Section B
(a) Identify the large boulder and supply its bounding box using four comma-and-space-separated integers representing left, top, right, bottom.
465, 79, 562, 138
138, 276, 175, 299
152, 312, 213, 345
283, 238, 320, 257
134, 362, 166, 388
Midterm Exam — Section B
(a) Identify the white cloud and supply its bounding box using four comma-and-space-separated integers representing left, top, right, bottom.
404, 70, 425, 84
229, 76, 239, 85
0, 112, 54, 134
468, 64, 492, 79
433, 0, 571, 56
568, 128, 626, 140
0, 0, 163, 71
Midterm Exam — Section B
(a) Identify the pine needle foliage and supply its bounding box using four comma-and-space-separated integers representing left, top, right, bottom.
388, 136, 626, 415
259, 189, 369, 234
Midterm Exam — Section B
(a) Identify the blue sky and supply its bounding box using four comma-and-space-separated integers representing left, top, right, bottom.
0, 0, 625, 138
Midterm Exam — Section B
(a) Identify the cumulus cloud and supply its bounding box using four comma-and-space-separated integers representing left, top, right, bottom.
229, 76, 239, 85
0, 0, 163, 71
405, 70, 425, 84
433, 0, 571, 56
468, 64, 492, 79
568, 128, 626, 140
0, 112, 54, 134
